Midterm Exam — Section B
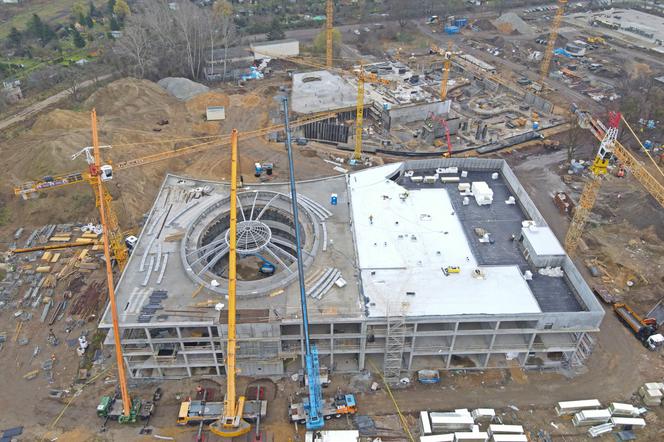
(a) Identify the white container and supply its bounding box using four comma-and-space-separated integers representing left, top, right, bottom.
437, 167, 459, 174
461, 170, 468, 178
491, 172, 499, 180
454, 432, 488, 442
572, 409, 611, 427
421, 435, 455, 442
421, 411, 432, 435
430, 415, 474, 431
441, 176, 461, 183
458, 183, 471, 192
587, 423, 614, 438
555, 399, 602, 416
471, 409, 495, 421
608, 402, 639, 417
462, 197, 470, 206
411, 176, 423, 183
424, 176, 437, 184
488, 424, 524, 435
610, 417, 646, 429
491, 435, 528, 442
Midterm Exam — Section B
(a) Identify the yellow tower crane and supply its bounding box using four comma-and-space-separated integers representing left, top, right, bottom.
252, 53, 392, 161
353, 68, 390, 160
209, 129, 251, 438
539, 0, 568, 85
431, 42, 458, 101
326, 0, 334, 68
564, 111, 664, 254
90, 109, 134, 419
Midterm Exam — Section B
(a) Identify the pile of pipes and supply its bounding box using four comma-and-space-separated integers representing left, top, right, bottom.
420, 408, 527, 442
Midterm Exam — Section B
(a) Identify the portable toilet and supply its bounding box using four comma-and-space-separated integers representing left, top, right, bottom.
330, 193, 338, 205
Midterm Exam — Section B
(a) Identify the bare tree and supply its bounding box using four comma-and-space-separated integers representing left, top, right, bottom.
213, 1, 238, 79
112, 0, 236, 80
113, 23, 152, 78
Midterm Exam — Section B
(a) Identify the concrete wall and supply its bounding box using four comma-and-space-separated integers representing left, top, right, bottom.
384, 101, 450, 129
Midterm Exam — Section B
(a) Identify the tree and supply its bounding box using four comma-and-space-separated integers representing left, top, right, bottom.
113, 0, 130, 19
72, 3, 86, 25
85, 14, 94, 28
107, 0, 116, 15
89, 1, 98, 18
110, 16, 120, 31
388, 0, 410, 29
73, 28, 86, 48
27, 14, 56, 46
267, 17, 285, 41
212, 1, 237, 79
312, 28, 341, 56
8, 27, 22, 49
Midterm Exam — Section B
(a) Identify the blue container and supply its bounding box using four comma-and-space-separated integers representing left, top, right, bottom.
532, 121, 539, 130
454, 18, 468, 28
330, 193, 338, 205
644, 140, 653, 150
444, 26, 460, 35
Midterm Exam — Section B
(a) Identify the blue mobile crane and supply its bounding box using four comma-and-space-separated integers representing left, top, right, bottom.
281, 97, 325, 431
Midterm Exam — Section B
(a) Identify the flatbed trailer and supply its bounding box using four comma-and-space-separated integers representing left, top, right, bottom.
176, 399, 267, 425
289, 392, 357, 424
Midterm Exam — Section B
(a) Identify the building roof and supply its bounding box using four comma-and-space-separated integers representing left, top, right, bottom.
521, 225, 565, 256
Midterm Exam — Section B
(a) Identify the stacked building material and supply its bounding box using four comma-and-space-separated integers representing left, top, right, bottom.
454, 433, 488, 442
491, 435, 528, 442
487, 425, 524, 436
430, 410, 474, 432
610, 417, 646, 429
555, 399, 602, 416
572, 409, 611, 427
608, 403, 640, 417
638, 383, 664, 406
587, 423, 613, 438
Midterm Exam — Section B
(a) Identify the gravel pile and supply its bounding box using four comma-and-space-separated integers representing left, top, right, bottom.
493, 12, 535, 36
157, 77, 209, 101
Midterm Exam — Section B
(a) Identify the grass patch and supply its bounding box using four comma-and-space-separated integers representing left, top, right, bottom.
0, 0, 82, 38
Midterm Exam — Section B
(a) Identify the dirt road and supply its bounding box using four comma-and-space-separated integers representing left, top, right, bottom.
0, 74, 112, 132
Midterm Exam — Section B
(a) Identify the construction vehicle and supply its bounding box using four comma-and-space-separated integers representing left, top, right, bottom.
282, 97, 326, 430
177, 398, 267, 426
587, 36, 606, 45
250, 254, 276, 275
539, 0, 568, 86
613, 303, 664, 351
443, 266, 460, 276
289, 388, 357, 424
565, 109, 664, 254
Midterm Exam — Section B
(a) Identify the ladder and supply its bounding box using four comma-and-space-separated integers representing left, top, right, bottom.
383, 314, 407, 385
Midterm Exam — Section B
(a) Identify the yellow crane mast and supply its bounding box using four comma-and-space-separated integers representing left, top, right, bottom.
210, 129, 251, 437
354, 68, 390, 160
565, 111, 664, 254
326, 0, 334, 68
540, 0, 568, 85
431, 42, 456, 101
90, 109, 132, 417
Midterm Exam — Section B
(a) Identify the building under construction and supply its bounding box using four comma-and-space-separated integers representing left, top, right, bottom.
100, 158, 604, 380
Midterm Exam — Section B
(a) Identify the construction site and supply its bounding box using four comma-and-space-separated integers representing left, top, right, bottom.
1, 1, 664, 441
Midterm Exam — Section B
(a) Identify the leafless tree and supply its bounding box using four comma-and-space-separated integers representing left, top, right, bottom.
112, 0, 236, 80
113, 24, 152, 78
565, 118, 583, 163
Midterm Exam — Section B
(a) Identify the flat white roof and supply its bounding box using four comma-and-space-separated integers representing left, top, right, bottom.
522, 226, 565, 256
350, 164, 542, 317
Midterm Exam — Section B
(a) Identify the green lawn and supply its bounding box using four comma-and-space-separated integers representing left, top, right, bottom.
0, 0, 88, 38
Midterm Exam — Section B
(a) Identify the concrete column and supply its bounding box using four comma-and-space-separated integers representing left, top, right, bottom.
446, 322, 459, 369
145, 326, 163, 377
408, 323, 418, 371
209, 326, 221, 376
176, 326, 191, 377
358, 322, 368, 370
523, 333, 537, 367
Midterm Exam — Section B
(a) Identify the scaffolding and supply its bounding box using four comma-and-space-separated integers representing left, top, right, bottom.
383, 313, 407, 385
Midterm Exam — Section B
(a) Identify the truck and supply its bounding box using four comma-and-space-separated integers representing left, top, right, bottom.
97, 395, 144, 424
613, 303, 664, 351
289, 390, 357, 424
176, 399, 267, 426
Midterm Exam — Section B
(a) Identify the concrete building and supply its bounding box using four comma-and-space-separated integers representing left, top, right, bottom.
100, 159, 604, 380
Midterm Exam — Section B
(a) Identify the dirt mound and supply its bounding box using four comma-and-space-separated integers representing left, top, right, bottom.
31, 109, 89, 133
84, 77, 177, 116
158, 76, 209, 101
186, 91, 231, 117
